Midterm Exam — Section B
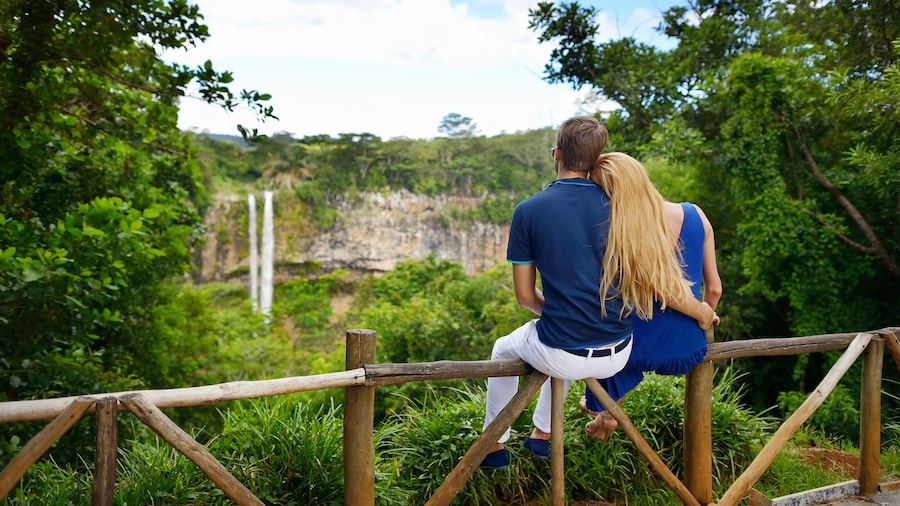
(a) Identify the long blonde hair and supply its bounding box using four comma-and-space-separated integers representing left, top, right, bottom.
591, 152, 693, 320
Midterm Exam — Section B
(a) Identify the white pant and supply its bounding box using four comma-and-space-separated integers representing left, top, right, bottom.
483, 319, 632, 443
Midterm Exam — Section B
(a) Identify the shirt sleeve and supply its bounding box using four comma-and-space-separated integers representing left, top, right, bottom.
506, 203, 533, 264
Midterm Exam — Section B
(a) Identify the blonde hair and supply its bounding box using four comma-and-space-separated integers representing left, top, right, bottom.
591, 152, 693, 320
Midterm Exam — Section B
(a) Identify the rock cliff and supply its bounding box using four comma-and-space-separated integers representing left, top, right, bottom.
194, 189, 510, 283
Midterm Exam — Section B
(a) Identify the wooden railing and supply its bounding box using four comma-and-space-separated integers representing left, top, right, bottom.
0, 327, 898, 505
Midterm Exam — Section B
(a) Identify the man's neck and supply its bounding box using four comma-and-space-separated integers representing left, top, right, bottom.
557, 167, 589, 179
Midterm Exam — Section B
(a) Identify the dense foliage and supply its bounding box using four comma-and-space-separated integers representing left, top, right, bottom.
0, 0, 274, 462
191, 126, 558, 222
528, 0, 899, 417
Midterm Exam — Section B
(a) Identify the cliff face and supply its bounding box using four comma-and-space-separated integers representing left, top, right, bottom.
195, 189, 510, 283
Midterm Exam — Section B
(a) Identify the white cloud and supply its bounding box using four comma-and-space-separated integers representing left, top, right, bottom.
167, 0, 671, 140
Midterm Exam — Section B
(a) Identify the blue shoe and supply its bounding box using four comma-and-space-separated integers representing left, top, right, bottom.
479, 448, 510, 469
522, 438, 550, 459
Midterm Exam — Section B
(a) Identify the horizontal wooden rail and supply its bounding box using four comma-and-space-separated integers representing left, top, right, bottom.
5, 330, 882, 424
0, 368, 367, 424
365, 359, 532, 385
704, 332, 859, 360
0, 359, 532, 424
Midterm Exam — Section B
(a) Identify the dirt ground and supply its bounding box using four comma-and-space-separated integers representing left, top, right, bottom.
799, 447, 863, 478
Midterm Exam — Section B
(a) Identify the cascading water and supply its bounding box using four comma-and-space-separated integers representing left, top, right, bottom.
260, 190, 274, 320
248, 193, 259, 311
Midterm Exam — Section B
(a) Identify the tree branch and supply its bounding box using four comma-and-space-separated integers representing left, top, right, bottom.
42, 106, 97, 127
800, 208, 876, 254
794, 129, 900, 278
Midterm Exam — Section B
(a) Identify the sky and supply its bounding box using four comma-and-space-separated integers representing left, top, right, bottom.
165, 0, 679, 141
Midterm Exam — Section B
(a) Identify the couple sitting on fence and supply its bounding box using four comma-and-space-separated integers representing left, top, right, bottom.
480, 116, 722, 469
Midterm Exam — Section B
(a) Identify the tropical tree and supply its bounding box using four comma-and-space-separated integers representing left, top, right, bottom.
528, 0, 899, 419
528, 0, 898, 334
0, 0, 275, 406
439, 112, 480, 138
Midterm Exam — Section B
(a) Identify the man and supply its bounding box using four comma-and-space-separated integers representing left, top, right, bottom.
479, 117, 714, 469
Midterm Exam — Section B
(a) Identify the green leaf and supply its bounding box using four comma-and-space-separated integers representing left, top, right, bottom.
22, 268, 43, 282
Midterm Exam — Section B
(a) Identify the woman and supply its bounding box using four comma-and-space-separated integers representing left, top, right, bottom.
489, 145, 716, 468
581, 152, 723, 442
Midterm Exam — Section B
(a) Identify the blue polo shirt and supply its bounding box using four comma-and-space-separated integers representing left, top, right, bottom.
507, 178, 632, 349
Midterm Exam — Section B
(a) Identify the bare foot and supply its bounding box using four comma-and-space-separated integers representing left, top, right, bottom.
578, 396, 599, 417
585, 411, 618, 443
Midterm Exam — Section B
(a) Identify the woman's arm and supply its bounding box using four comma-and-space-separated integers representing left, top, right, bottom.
695, 204, 723, 311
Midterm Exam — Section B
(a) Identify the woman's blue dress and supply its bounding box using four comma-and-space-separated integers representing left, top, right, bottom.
584, 202, 708, 412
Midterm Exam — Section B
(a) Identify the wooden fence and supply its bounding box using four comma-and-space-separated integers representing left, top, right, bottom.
0, 327, 898, 505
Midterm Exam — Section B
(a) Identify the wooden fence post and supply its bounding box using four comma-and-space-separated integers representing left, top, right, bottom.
344, 329, 377, 506
858, 336, 883, 495
550, 377, 565, 506
91, 397, 118, 506
684, 328, 714, 504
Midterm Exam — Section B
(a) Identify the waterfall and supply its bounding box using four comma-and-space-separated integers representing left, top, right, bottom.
260, 190, 274, 319
248, 193, 259, 311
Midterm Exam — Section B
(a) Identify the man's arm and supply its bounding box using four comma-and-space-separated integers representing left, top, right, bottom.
512, 263, 544, 316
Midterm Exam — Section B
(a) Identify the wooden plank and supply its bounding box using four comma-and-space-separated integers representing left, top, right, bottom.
0, 359, 531, 424
0, 397, 93, 500
344, 329, 376, 506
91, 397, 118, 506
119, 393, 264, 506
584, 378, 701, 506
4, 328, 895, 424
426, 370, 548, 506
713, 332, 873, 506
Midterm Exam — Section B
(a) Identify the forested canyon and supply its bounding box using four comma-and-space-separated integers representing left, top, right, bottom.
195, 189, 509, 284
